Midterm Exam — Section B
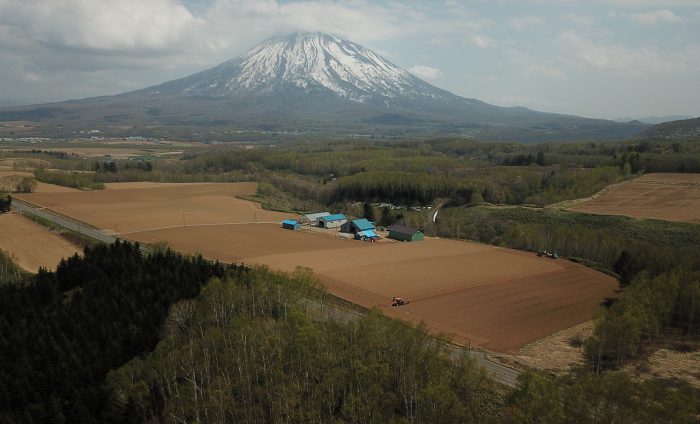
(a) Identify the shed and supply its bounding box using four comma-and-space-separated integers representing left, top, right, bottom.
341, 218, 376, 234
301, 212, 330, 225
388, 225, 424, 242
282, 219, 301, 230
354, 229, 379, 240
318, 214, 347, 229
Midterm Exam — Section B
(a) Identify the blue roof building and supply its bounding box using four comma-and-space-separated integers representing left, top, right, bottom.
341, 218, 377, 234
355, 229, 379, 240
282, 219, 301, 230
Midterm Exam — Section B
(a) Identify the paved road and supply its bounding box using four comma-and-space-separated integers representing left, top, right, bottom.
11, 198, 521, 387
11, 198, 117, 244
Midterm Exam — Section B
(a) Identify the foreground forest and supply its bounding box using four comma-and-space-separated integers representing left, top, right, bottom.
0, 242, 697, 423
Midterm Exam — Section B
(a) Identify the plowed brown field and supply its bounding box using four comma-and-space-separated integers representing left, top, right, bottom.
16, 182, 619, 353
130, 223, 618, 353
0, 213, 81, 271
570, 173, 700, 223
15, 182, 294, 233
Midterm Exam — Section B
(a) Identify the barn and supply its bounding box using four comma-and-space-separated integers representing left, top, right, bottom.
341, 218, 376, 234
388, 225, 424, 242
282, 219, 301, 230
301, 212, 330, 226
318, 214, 347, 229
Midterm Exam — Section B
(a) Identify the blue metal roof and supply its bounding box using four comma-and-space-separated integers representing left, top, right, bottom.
321, 214, 346, 222
357, 229, 379, 238
352, 218, 375, 231
282, 219, 299, 225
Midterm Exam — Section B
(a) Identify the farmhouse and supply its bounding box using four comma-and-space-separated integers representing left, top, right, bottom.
388, 225, 424, 242
300, 212, 330, 226
318, 214, 347, 229
281, 219, 301, 230
341, 218, 376, 234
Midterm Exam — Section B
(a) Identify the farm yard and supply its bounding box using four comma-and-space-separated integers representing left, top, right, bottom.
0, 212, 81, 271
570, 173, 700, 223
13, 181, 619, 353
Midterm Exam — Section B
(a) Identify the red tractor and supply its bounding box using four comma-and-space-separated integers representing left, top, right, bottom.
392, 297, 410, 307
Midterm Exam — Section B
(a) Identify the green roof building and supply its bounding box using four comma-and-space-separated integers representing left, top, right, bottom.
388, 225, 424, 242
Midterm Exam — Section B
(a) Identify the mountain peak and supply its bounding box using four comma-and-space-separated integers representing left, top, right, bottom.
151, 31, 444, 104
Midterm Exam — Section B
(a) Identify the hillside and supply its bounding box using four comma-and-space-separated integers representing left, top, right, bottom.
641, 117, 700, 139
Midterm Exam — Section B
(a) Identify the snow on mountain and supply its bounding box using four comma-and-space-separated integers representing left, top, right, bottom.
153, 32, 447, 103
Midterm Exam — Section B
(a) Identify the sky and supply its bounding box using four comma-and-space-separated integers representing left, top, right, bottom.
0, 0, 698, 120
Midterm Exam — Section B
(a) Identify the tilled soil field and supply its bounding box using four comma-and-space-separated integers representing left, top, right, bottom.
130, 223, 619, 353
15, 181, 619, 352
15, 182, 294, 233
570, 173, 700, 223
0, 213, 81, 271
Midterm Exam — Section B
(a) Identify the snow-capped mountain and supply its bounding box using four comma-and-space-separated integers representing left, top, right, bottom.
151, 32, 448, 104
0, 32, 647, 142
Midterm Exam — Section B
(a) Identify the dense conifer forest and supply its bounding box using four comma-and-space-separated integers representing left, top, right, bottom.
0, 242, 234, 423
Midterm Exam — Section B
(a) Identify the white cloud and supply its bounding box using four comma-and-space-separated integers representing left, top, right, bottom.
508, 15, 545, 32
409, 65, 443, 80
468, 34, 496, 49
630, 9, 682, 25
503, 49, 567, 80
0, 0, 200, 52
557, 31, 700, 74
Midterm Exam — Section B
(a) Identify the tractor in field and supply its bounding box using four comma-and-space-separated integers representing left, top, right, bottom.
392, 297, 409, 307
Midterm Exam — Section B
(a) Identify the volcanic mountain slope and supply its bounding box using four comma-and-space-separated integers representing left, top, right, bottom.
0, 32, 646, 142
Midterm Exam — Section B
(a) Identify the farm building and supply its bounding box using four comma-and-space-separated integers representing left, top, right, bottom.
281, 219, 301, 230
301, 212, 330, 226
318, 214, 347, 229
355, 229, 379, 240
341, 218, 376, 234
388, 225, 424, 242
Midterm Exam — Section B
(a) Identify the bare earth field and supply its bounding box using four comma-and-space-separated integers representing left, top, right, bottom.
15, 182, 293, 233
570, 173, 700, 223
0, 213, 81, 271
129, 223, 618, 353
14, 181, 619, 353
